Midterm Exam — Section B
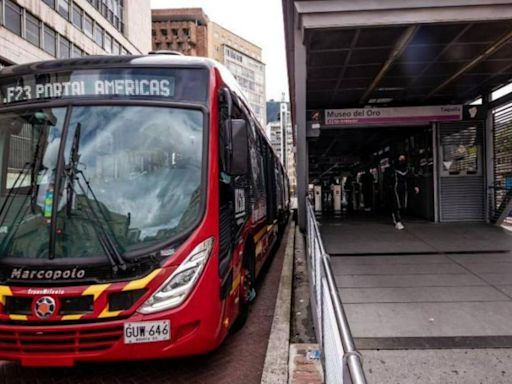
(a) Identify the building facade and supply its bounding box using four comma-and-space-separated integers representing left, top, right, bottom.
151, 8, 266, 126
267, 101, 296, 195
0, 0, 151, 67
151, 8, 208, 57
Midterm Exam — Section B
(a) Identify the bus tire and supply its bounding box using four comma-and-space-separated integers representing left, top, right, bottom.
231, 242, 255, 332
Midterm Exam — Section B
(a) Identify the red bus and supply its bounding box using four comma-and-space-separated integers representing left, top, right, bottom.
0, 54, 289, 367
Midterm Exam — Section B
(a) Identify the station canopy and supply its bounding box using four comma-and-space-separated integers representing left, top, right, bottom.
284, 0, 512, 110
283, 0, 512, 180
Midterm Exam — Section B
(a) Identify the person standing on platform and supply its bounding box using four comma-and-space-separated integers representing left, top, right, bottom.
385, 154, 420, 230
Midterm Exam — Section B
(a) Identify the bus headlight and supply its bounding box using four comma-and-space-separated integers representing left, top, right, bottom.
138, 237, 214, 314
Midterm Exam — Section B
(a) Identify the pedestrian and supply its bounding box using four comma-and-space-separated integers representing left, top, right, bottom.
384, 154, 420, 230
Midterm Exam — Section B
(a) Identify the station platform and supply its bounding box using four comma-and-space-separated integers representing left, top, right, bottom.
319, 217, 512, 349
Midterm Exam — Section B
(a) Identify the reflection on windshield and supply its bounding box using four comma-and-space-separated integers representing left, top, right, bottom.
0, 106, 204, 261
0, 108, 65, 259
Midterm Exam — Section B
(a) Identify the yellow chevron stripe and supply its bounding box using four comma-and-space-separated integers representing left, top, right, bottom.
82, 284, 110, 300
230, 274, 241, 296
0, 286, 12, 305
98, 307, 121, 318
9, 314, 27, 321
61, 314, 83, 321
122, 269, 162, 291
254, 227, 267, 243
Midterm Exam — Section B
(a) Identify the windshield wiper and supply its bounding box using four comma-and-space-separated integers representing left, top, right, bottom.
58, 123, 127, 272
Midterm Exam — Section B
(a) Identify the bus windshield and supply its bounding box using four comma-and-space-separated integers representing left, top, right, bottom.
0, 105, 204, 261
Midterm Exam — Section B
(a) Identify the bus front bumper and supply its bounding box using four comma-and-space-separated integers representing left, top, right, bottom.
0, 309, 225, 367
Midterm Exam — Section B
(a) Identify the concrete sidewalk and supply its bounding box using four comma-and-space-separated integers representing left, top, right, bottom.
261, 224, 323, 384
320, 219, 512, 255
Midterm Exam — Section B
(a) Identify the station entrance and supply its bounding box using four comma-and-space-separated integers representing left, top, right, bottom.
307, 106, 512, 256
309, 106, 488, 222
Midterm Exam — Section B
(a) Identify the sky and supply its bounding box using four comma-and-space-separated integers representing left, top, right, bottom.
150, 0, 289, 101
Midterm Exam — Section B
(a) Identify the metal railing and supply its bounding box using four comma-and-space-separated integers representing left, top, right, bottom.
306, 201, 367, 384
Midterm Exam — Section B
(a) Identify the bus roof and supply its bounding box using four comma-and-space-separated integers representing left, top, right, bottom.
0, 54, 220, 77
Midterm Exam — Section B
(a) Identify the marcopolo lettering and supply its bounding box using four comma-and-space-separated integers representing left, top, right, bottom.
10, 267, 86, 281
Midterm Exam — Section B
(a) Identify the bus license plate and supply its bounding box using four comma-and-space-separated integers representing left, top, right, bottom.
124, 320, 170, 344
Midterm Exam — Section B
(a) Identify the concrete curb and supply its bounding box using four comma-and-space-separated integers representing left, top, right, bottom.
261, 223, 296, 384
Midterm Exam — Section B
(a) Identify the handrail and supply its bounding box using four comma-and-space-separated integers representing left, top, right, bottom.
306, 200, 367, 384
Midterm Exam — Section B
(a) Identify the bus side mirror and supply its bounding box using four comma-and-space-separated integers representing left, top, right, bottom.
230, 119, 248, 176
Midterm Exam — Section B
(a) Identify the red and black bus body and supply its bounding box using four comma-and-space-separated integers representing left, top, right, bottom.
0, 54, 289, 366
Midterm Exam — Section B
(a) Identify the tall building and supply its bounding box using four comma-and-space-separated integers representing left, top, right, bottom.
151, 8, 266, 126
0, 0, 151, 68
267, 101, 296, 195
151, 8, 208, 56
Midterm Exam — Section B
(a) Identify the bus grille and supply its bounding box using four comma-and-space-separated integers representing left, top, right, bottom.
0, 326, 123, 354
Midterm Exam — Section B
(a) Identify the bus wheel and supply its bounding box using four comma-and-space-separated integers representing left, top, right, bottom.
231, 251, 255, 332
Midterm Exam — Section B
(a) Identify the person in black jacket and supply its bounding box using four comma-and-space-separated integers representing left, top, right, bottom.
384, 154, 420, 230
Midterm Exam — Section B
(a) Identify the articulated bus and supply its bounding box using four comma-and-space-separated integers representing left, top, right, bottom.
0, 54, 289, 366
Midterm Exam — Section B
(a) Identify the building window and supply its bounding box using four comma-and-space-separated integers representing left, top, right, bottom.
183, 28, 190, 37
43, 25, 57, 56
161, 29, 167, 36
171, 29, 178, 38
25, 13, 41, 47
71, 44, 82, 58
5, 0, 22, 36
83, 15, 93, 38
43, 0, 55, 8
113, 40, 120, 55
58, 0, 69, 19
104, 33, 112, 53
151, 29, 156, 37
72, 4, 82, 29
59, 36, 70, 58
94, 23, 103, 46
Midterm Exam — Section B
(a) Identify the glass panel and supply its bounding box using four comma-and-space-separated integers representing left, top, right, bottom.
71, 44, 82, 58
0, 108, 66, 259
104, 33, 112, 53
54, 106, 204, 258
59, 36, 70, 59
58, 0, 69, 19
83, 14, 93, 37
113, 40, 120, 55
5, 0, 21, 36
94, 23, 103, 46
440, 126, 482, 177
25, 13, 40, 47
72, 4, 82, 29
43, 25, 57, 56
43, 0, 55, 8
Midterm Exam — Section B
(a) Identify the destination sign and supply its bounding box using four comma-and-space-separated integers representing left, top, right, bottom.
0, 68, 208, 105
2, 79, 174, 104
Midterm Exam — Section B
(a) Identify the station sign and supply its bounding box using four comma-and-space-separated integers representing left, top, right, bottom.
322, 105, 462, 126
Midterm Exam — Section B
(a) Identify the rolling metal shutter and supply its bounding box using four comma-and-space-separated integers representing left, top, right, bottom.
439, 122, 485, 222
492, 104, 512, 221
